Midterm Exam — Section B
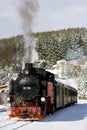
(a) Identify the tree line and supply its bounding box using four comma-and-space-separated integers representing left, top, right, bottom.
0, 27, 87, 69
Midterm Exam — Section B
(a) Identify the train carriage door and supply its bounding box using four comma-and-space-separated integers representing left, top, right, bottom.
54, 83, 64, 109
62, 86, 64, 107
46, 82, 54, 114
55, 85, 59, 108
59, 86, 63, 107
64, 86, 69, 105
47, 82, 54, 104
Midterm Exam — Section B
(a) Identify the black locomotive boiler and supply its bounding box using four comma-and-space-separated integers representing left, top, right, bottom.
8, 63, 77, 120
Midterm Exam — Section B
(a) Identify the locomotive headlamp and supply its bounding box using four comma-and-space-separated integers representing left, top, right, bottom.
41, 97, 45, 102
24, 70, 29, 75
7, 97, 10, 102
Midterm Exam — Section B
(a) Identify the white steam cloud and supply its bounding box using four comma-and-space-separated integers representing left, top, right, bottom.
19, 0, 39, 63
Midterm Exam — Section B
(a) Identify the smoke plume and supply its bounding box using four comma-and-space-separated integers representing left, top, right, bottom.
19, 0, 38, 63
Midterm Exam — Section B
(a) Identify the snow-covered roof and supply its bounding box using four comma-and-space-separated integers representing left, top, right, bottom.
47, 68, 78, 89
55, 78, 78, 90
46, 68, 58, 74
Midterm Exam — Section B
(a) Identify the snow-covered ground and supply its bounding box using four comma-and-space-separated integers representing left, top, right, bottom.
0, 100, 87, 130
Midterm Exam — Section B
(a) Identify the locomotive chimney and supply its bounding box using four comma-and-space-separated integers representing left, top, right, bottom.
25, 63, 33, 74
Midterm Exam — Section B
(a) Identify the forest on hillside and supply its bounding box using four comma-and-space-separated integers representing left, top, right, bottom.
0, 28, 87, 70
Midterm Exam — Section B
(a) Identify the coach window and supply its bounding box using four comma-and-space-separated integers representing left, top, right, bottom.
65, 88, 67, 95
69, 90, 71, 96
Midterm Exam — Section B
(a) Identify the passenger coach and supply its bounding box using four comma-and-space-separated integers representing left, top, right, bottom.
54, 79, 77, 110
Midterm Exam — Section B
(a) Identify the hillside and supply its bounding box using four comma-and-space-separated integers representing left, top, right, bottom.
0, 27, 87, 68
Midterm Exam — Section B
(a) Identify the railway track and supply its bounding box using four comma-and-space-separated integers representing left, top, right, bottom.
0, 111, 33, 130
0, 120, 32, 129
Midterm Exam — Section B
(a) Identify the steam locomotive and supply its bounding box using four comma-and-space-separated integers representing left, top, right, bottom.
8, 63, 77, 120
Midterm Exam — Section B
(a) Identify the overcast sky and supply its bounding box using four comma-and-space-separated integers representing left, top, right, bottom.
0, 0, 87, 39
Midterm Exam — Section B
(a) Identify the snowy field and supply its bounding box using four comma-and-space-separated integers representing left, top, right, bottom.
0, 100, 87, 130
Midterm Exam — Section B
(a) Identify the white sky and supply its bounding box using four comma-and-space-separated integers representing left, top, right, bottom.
0, 0, 87, 39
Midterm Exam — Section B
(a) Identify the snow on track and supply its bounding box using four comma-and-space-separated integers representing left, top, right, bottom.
0, 109, 33, 130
